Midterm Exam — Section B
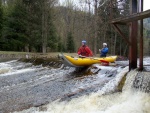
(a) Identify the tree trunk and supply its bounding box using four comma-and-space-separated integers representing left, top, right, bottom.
94, 0, 98, 55
123, 45, 128, 56
87, 0, 92, 50
25, 44, 29, 52
114, 32, 117, 55
42, 0, 48, 54
120, 38, 122, 56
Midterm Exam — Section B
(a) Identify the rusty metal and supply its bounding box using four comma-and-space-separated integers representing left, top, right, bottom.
139, 0, 143, 71
112, 24, 131, 45
129, 0, 138, 70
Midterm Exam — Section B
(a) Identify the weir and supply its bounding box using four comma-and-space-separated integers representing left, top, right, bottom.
0, 0, 150, 113
0, 59, 123, 113
0, 57, 150, 113
13, 66, 150, 113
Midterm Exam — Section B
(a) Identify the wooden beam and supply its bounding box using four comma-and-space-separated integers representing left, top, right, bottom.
111, 9, 150, 24
112, 24, 131, 45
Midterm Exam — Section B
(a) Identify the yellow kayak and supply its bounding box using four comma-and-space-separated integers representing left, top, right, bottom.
59, 54, 117, 67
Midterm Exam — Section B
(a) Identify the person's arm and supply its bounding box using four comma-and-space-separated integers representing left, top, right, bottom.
101, 48, 108, 54
77, 47, 81, 55
85, 47, 93, 57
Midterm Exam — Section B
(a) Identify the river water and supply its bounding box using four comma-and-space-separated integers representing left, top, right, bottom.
0, 58, 150, 113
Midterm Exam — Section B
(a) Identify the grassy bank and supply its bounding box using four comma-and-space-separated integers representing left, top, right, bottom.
0, 51, 78, 59
0, 51, 101, 59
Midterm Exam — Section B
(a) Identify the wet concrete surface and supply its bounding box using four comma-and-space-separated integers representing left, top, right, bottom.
133, 72, 150, 93
0, 59, 116, 113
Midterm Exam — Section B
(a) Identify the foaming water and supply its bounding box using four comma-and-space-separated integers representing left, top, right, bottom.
0, 60, 35, 76
14, 67, 150, 113
0, 60, 17, 74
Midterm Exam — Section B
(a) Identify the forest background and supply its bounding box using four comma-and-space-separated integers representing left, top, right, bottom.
0, 0, 150, 56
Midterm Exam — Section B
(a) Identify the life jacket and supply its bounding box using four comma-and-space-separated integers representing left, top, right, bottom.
80, 46, 88, 56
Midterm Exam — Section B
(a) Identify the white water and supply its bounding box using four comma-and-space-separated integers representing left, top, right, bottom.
0, 58, 149, 113
0, 60, 16, 74
0, 60, 44, 76
14, 66, 150, 113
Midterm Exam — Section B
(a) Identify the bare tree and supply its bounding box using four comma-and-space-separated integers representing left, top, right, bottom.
41, 0, 47, 53
94, 0, 98, 55
41, 0, 57, 53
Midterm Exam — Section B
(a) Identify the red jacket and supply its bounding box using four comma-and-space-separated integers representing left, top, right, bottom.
77, 45, 93, 57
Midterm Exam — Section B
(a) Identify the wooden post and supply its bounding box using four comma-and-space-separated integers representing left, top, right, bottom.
139, 0, 143, 71
129, 0, 138, 70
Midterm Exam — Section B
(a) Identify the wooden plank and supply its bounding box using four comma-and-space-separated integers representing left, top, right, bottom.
111, 9, 150, 24
112, 24, 131, 45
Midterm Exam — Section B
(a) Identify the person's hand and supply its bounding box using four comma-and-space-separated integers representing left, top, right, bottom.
78, 54, 82, 57
89, 57, 93, 59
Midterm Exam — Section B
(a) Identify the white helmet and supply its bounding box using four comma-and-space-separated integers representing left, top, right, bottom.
103, 43, 107, 46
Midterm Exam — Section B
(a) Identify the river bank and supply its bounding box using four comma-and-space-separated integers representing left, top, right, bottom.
0, 51, 103, 60
0, 51, 77, 63
0, 51, 67, 59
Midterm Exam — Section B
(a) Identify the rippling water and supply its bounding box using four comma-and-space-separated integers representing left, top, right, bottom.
0, 59, 150, 113
15, 68, 150, 113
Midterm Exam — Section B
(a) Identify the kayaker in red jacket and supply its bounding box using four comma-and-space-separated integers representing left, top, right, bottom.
77, 40, 93, 57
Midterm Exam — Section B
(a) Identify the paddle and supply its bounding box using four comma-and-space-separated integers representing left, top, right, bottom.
99, 59, 109, 66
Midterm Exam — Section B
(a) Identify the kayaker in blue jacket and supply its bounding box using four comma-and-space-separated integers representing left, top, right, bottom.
99, 43, 108, 57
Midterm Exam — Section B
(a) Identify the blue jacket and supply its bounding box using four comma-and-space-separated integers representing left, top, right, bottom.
100, 47, 108, 56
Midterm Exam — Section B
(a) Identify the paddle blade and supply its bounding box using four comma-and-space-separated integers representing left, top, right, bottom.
99, 60, 109, 66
